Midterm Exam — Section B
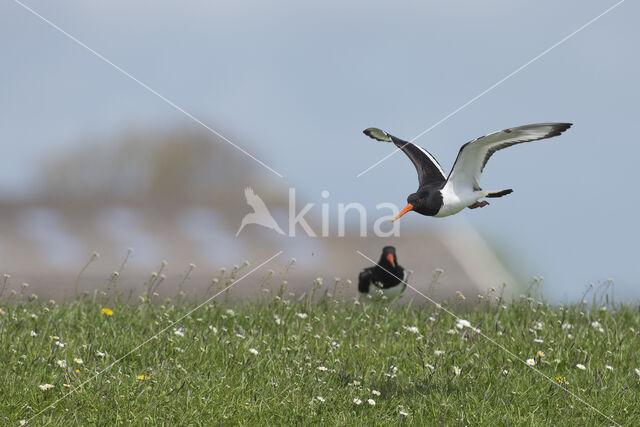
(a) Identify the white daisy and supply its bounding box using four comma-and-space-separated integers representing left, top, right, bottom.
576, 364, 586, 370
316, 396, 325, 402
368, 399, 376, 406
456, 319, 471, 329
248, 348, 259, 355
372, 390, 381, 396
526, 359, 535, 366
57, 360, 67, 368
453, 366, 461, 376
353, 398, 362, 405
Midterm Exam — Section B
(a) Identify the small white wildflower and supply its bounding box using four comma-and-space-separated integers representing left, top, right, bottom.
372, 389, 381, 396
399, 410, 409, 416
534, 321, 543, 330
576, 364, 586, 370
30, 330, 38, 337
296, 313, 308, 319
407, 326, 419, 334
274, 314, 283, 325
534, 338, 544, 343
456, 319, 471, 329
55, 341, 65, 348
20, 420, 28, 425
96, 351, 105, 357
605, 365, 613, 371
353, 398, 362, 405
316, 396, 325, 402
434, 350, 445, 356
368, 399, 376, 406
447, 329, 457, 335
634, 368, 640, 377
561, 322, 572, 330
502, 369, 508, 375
226, 309, 235, 316
236, 333, 245, 339
39, 384, 54, 391
248, 348, 259, 356
425, 363, 435, 370
173, 328, 185, 337
209, 326, 218, 334
526, 359, 535, 366
317, 366, 328, 372
74, 358, 83, 364
57, 360, 67, 368
453, 366, 461, 376
428, 316, 436, 322
537, 351, 545, 357
353, 380, 360, 386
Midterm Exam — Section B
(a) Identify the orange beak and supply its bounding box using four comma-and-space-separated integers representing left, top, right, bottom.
392, 203, 414, 222
386, 253, 395, 268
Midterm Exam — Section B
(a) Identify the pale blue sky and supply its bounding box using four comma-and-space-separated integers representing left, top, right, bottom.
1, 0, 639, 300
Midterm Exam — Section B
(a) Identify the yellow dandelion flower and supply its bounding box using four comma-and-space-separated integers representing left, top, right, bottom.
137, 375, 149, 380
101, 308, 113, 316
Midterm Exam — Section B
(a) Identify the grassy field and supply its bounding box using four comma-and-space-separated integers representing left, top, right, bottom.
0, 271, 638, 425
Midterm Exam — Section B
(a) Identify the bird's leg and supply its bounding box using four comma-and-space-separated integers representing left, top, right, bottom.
468, 200, 489, 209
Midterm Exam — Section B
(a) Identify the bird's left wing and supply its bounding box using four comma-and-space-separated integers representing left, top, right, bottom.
364, 128, 446, 187
358, 267, 374, 293
445, 123, 572, 192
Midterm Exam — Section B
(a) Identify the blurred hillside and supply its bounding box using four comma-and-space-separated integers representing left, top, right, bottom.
36, 126, 286, 206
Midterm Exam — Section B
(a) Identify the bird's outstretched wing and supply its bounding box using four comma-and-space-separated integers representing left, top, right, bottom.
244, 187, 269, 212
364, 128, 446, 187
445, 123, 572, 192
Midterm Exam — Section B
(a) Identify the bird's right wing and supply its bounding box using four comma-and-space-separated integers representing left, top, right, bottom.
363, 128, 446, 187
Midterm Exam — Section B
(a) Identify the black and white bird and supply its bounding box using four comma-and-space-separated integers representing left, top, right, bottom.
363, 123, 572, 221
358, 246, 407, 299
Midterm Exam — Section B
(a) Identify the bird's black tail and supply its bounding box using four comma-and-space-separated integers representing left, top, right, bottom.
486, 189, 513, 198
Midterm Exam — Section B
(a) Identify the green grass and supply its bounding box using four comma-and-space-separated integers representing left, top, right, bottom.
1, 275, 639, 425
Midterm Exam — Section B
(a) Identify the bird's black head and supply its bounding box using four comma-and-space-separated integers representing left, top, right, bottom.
379, 246, 398, 269
393, 189, 435, 221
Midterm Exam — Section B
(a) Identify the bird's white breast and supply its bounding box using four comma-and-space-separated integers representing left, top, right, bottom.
435, 184, 483, 218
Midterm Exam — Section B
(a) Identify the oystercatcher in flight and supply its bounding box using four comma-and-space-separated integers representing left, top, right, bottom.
358, 246, 407, 298
363, 123, 572, 221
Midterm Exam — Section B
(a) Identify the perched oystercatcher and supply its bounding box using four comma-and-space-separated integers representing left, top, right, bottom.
363, 123, 572, 221
358, 246, 407, 298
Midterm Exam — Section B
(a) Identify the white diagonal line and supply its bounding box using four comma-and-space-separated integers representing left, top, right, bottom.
357, 0, 625, 178
356, 249, 620, 426
14, 0, 283, 178
25, 250, 283, 423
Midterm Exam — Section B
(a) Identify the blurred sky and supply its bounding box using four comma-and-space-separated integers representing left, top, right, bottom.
1, 0, 639, 301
